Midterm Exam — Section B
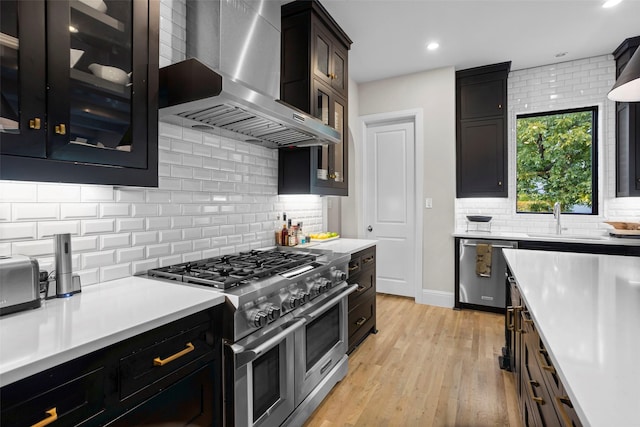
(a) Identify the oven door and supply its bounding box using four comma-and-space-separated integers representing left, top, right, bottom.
294, 283, 356, 406
225, 319, 305, 427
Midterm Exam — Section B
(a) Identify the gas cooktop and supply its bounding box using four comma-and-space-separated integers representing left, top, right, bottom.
148, 249, 318, 289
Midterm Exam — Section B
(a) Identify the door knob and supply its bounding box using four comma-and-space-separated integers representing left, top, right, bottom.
367, 225, 373, 232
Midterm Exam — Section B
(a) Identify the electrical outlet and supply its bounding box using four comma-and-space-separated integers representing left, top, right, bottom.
425, 198, 433, 209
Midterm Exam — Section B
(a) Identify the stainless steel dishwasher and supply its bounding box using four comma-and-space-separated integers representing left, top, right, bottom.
458, 239, 518, 309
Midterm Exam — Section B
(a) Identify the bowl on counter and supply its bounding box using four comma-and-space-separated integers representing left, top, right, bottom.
88, 64, 130, 85
466, 215, 492, 223
604, 221, 640, 230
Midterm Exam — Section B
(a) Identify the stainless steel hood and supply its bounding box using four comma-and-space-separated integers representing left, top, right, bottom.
158, 0, 340, 149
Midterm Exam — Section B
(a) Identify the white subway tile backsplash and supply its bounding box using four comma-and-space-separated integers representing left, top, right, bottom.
100, 233, 131, 250
82, 219, 115, 235
38, 221, 80, 239
0, 0, 323, 281
13, 203, 59, 221
100, 264, 131, 282
82, 250, 115, 269
60, 203, 97, 219
116, 218, 145, 232
0, 182, 38, 202
132, 231, 158, 246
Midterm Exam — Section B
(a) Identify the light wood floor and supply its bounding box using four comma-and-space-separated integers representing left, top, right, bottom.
304, 294, 522, 427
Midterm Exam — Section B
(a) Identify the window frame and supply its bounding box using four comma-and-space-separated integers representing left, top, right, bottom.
515, 106, 599, 215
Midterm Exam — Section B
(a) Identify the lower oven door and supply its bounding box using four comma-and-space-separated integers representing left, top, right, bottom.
225, 319, 305, 427
294, 283, 357, 406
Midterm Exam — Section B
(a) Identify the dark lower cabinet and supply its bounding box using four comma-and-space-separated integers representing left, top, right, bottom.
0, 307, 222, 426
107, 364, 216, 427
347, 246, 377, 353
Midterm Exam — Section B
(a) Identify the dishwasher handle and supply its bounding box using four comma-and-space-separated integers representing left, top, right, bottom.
461, 242, 517, 249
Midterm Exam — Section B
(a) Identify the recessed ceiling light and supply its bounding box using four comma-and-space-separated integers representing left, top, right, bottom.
602, 0, 623, 8
555, 52, 568, 58
69, 25, 79, 33
426, 42, 439, 51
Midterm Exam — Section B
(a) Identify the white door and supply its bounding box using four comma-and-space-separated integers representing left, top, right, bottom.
364, 119, 416, 297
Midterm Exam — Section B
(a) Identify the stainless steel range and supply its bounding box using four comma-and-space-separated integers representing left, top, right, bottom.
148, 248, 355, 427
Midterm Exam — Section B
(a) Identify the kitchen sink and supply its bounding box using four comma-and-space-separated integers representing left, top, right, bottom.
526, 233, 608, 241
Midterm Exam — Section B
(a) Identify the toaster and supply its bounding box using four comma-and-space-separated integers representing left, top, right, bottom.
0, 255, 42, 316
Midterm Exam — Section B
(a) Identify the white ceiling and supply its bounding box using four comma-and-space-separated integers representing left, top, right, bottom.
320, 0, 640, 83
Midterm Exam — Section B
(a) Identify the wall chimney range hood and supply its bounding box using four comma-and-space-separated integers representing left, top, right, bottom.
159, 59, 339, 148
158, 0, 340, 149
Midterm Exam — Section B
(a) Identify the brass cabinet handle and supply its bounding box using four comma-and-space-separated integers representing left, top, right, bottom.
153, 342, 194, 366
554, 396, 574, 427
348, 265, 359, 272
32, 408, 57, 427
362, 256, 374, 264
329, 173, 337, 179
355, 317, 367, 326
527, 380, 545, 405
55, 124, 66, 135
29, 118, 42, 130
506, 307, 514, 331
356, 285, 366, 292
537, 348, 556, 374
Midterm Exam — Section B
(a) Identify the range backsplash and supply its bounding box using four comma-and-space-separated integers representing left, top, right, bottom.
456, 54, 640, 235
0, 0, 322, 286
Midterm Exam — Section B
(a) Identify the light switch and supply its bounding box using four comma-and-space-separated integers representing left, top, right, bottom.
425, 198, 433, 209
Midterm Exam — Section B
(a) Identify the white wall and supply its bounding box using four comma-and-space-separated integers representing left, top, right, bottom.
354, 67, 457, 301
456, 55, 640, 235
0, 0, 324, 286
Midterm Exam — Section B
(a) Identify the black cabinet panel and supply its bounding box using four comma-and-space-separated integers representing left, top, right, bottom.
613, 36, 640, 197
347, 246, 376, 353
456, 62, 510, 198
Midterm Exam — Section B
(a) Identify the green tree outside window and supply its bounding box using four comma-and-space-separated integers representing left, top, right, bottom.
516, 107, 597, 214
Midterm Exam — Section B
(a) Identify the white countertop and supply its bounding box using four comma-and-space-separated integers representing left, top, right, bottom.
454, 230, 640, 246
0, 276, 225, 387
503, 249, 640, 427
305, 238, 377, 255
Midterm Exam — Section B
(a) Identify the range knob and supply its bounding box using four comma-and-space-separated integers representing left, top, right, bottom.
251, 311, 268, 328
312, 281, 328, 296
287, 295, 300, 310
332, 270, 347, 282
299, 292, 311, 304
265, 304, 281, 322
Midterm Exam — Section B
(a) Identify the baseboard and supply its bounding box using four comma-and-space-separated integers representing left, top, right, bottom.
418, 289, 455, 308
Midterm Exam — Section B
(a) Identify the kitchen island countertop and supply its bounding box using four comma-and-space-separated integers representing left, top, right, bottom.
503, 249, 640, 427
307, 238, 377, 254
0, 276, 225, 387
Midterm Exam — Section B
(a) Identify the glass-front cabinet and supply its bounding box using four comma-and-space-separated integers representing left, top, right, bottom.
279, 0, 351, 196
0, 0, 158, 186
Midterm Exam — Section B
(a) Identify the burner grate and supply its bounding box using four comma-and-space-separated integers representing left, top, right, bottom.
148, 249, 318, 289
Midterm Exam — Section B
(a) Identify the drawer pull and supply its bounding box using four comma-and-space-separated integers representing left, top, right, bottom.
537, 349, 556, 374
506, 306, 514, 331
527, 380, 545, 405
55, 124, 66, 135
362, 256, 374, 264
355, 317, 367, 326
29, 118, 42, 130
356, 284, 366, 292
348, 265, 359, 272
555, 396, 574, 427
153, 342, 194, 366
32, 408, 57, 427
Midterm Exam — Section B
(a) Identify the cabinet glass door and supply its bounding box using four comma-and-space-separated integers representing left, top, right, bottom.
314, 85, 330, 182
0, 0, 46, 157
332, 48, 346, 94
333, 99, 345, 183
46, 0, 148, 168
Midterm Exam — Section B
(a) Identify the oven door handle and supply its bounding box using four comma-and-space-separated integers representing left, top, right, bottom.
232, 319, 306, 368
301, 284, 358, 321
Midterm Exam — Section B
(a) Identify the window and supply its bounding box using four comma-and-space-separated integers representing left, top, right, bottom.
516, 107, 598, 214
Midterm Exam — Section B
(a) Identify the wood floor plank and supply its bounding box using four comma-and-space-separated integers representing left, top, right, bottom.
304, 294, 523, 427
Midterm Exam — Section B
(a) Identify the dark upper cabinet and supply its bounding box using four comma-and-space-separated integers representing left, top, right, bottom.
456, 62, 510, 198
279, 0, 351, 196
0, 0, 158, 187
613, 36, 640, 197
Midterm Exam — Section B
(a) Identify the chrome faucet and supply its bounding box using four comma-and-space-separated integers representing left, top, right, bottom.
553, 202, 561, 235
